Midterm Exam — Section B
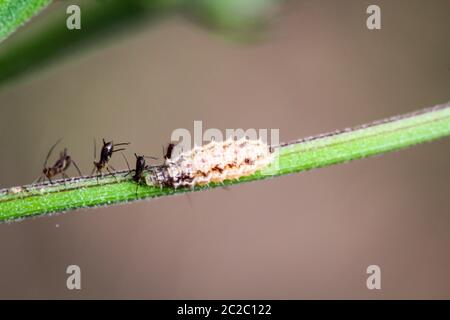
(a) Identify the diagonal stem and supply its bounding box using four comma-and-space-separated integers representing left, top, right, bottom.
0, 101, 449, 222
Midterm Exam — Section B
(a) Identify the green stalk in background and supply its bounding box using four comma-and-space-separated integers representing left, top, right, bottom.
0, 0, 51, 42
0, 0, 182, 86
0, 0, 281, 87
1, 101, 449, 223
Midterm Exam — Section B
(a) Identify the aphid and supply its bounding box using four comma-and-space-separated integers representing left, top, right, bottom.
123, 153, 157, 195
146, 137, 274, 189
163, 143, 175, 160
92, 138, 130, 178
37, 139, 82, 184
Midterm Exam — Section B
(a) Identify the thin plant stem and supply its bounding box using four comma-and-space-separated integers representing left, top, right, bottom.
0, 101, 449, 222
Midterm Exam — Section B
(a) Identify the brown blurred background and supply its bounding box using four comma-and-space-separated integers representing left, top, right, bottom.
0, 0, 449, 299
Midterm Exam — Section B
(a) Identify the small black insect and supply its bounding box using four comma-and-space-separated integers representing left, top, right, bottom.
163, 143, 175, 160
123, 153, 157, 195
92, 138, 130, 179
37, 139, 82, 184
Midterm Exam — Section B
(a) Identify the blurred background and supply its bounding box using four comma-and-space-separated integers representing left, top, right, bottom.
0, 0, 449, 299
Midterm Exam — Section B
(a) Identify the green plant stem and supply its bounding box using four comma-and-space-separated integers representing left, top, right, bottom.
0, 0, 182, 86
0, 0, 51, 43
0, 0, 279, 87
1, 101, 449, 222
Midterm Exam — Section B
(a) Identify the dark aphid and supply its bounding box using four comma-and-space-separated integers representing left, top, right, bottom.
146, 142, 178, 188
92, 138, 130, 179
123, 153, 157, 196
164, 143, 175, 160
37, 139, 82, 184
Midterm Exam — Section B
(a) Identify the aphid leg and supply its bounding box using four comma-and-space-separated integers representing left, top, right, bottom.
93, 167, 102, 183
124, 171, 134, 177
106, 166, 118, 182
121, 153, 132, 177
122, 153, 130, 170
61, 172, 69, 186
93, 138, 97, 161
35, 175, 43, 184
91, 167, 99, 183
72, 159, 83, 177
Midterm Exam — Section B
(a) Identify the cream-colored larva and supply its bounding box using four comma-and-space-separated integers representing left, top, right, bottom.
146, 138, 274, 188
8, 186, 23, 194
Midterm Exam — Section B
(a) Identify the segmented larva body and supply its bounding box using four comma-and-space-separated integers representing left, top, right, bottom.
146, 138, 274, 188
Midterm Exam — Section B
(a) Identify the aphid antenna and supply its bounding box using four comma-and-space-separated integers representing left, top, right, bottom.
111, 141, 130, 154
71, 159, 83, 177
113, 142, 131, 147
43, 138, 62, 169
111, 148, 127, 153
